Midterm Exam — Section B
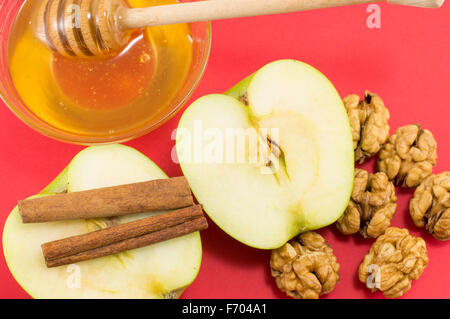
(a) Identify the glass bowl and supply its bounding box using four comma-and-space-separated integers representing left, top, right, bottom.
0, 0, 211, 145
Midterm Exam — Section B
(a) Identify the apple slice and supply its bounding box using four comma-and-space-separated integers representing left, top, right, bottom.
40, 166, 68, 194
176, 59, 354, 249
3, 144, 202, 298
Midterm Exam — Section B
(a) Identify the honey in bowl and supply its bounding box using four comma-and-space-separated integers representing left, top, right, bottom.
8, 0, 194, 138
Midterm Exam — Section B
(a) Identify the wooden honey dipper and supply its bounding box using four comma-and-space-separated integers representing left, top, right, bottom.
36, 0, 444, 58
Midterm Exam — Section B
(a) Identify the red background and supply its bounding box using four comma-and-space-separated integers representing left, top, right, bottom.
1, 2, 449, 299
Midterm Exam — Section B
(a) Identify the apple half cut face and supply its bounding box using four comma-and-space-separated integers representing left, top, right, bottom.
176, 60, 354, 249
2, 144, 202, 298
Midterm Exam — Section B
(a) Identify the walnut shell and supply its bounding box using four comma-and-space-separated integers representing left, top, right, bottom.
336, 168, 397, 238
270, 232, 340, 299
410, 172, 450, 241
378, 124, 437, 188
343, 92, 390, 164
358, 227, 428, 298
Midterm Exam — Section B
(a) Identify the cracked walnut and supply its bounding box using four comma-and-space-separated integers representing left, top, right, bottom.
270, 232, 339, 299
410, 172, 450, 241
378, 124, 437, 188
343, 92, 390, 164
358, 227, 428, 298
336, 168, 397, 238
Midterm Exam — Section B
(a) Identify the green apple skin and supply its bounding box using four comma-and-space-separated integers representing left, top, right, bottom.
40, 166, 68, 194
3, 144, 201, 299
225, 73, 255, 101
177, 59, 354, 249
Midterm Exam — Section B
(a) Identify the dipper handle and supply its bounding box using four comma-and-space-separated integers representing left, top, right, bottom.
117, 0, 444, 30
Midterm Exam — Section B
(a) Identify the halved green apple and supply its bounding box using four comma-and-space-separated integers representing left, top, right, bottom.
176, 59, 354, 249
3, 144, 202, 298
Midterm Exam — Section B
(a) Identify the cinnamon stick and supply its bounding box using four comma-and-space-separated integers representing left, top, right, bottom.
42, 205, 204, 260
43, 209, 208, 268
19, 177, 193, 223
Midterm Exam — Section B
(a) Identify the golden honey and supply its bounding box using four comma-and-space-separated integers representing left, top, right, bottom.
8, 0, 193, 137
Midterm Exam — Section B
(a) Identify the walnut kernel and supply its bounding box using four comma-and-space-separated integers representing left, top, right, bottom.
378, 124, 437, 188
358, 227, 428, 298
410, 172, 450, 241
270, 232, 339, 299
336, 168, 397, 238
343, 92, 390, 164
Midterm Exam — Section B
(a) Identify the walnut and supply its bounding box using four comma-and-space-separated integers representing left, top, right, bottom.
343, 92, 390, 163
378, 124, 437, 188
358, 227, 428, 298
336, 168, 397, 238
270, 232, 340, 299
410, 172, 450, 241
